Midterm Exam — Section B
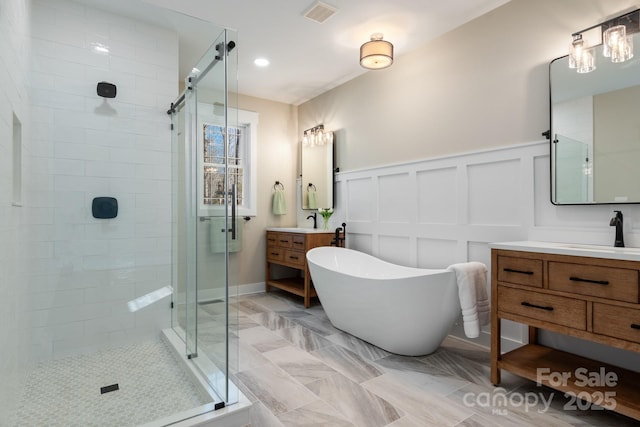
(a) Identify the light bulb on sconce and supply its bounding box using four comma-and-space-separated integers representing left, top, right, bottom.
302, 124, 333, 147
567, 8, 638, 73
569, 37, 596, 73
604, 25, 633, 63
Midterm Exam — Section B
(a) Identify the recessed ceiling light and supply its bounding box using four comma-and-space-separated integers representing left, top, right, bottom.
254, 58, 269, 67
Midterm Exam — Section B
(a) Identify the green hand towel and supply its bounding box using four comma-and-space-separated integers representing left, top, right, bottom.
273, 188, 287, 215
307, 190, 317, 209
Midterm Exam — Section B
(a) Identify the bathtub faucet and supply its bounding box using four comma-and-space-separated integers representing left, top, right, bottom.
306, 212, 317, 229
331, 222, 347, 247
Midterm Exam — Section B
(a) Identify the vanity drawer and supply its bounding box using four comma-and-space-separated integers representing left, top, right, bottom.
292, 234, 306, 250
498, 286, 586, 330
284, 250, 305, 267
497, 256, 543, 288
276, 233, 293, 248
267, 247, 284, 262
266, 232, 278, 247
593, 303, 640, 344
548, 262, 639, 303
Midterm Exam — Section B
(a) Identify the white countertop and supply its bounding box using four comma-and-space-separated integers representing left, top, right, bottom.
490, 241, 640, 262
267, 227, 333, 234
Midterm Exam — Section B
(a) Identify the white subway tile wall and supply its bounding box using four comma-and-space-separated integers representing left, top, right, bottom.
27, 0, 178, 362
0, 0, 33, 419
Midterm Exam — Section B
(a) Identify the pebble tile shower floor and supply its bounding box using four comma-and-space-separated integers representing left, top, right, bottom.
13, 338, 210, 426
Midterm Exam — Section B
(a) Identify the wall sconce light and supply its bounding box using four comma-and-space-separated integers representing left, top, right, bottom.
302, 124, 333, 147
568, 8, 639, 73
360, 33, 393, 70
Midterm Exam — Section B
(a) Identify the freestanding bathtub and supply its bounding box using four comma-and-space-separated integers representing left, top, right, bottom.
306, 246, 461, 356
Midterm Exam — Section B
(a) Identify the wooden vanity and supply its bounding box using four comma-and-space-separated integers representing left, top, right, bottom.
491, 241, 640, 420
266, 228, 334, 308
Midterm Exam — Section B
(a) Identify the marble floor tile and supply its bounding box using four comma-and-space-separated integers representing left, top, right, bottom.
277, 399, 355, 426
281, 311, 340, 336
234, 293, 634, 427
326, 331, 391, 361
198, 300, 228, 316
236, 362, 318, 415
235, 299, 270, 316
310, 344, 383, 384
249, 291, 306, 312
250, 311, 294, 331
438, 336, 491, 365
374, 354, 469, 396
306, 373, 402, 427
274, 324, 334, 352
302, 302, 329, 318
454, 414, 502, 427
420, 349, 497, 389
362, 373, 474, 426
386, 415, 435, 427
238, 326, 291, 353
262, 345, 337, 385
247, 400, 285, 427
205, 313, 259, 331
202, 337, 270, 374
445, 381, 575, 427
509, 381, 640, 427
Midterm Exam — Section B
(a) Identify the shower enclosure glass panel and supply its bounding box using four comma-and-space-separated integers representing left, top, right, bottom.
171, 28, 239, 404
553, 134, 593, 204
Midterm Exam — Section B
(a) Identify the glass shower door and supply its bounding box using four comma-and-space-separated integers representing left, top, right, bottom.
171, 29, 239, 404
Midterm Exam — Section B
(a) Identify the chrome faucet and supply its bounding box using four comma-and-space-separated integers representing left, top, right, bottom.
306, 212, 317, 229
610, 210, 624, 248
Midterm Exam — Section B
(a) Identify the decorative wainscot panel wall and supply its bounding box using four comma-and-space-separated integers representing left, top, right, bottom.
334, 139, 640, 361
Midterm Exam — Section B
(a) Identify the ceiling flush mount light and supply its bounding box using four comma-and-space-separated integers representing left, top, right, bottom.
302, 124, 333, 147
360, 33, 393, 70
254, 58, 269, 67
568, 8, 639, 73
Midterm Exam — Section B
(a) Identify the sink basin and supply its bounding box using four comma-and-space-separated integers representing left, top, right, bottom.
558, 243, 640, 254
490, 241, 640, 262
267, 227, 330, 234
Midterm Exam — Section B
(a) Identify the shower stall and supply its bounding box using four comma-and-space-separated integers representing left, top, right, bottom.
2, 0, 246, 425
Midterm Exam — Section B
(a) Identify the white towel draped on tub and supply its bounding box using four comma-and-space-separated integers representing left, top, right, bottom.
447, 262, 489, 338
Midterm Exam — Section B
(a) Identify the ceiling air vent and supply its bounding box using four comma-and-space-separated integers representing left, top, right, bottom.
303, 1, 337, 24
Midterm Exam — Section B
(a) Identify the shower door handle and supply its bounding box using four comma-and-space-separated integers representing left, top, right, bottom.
231, 183, 237, 240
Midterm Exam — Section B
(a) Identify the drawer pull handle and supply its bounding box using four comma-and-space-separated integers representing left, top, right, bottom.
504, 268, 534, 275
289, 256, 299, 260
521, 301, 554, 311
631, 324, 640, 330
280, 240, 289, 243
270, 252, 279, 256
569, 276, 609, 286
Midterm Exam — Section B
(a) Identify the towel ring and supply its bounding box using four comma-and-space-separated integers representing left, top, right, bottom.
273, 181, 284, 191
307, 183, 316, 192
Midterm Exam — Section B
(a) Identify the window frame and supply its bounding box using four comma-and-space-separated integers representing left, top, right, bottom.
197, 104, 258, 217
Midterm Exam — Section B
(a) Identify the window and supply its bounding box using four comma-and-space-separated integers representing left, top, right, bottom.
198, 105, 258, 217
